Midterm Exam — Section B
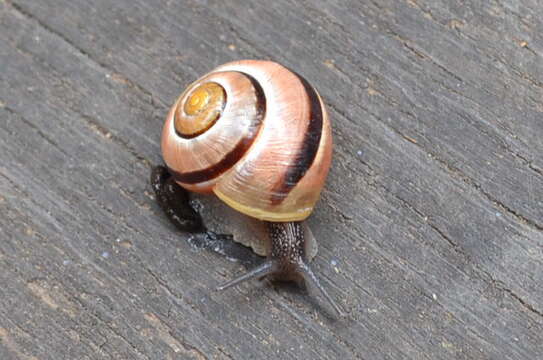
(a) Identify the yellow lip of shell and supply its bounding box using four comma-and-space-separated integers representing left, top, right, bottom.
214, 187, 314, 222
174, 82, 226, 138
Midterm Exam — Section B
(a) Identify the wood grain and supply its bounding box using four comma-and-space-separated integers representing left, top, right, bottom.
0, 0, 541, 359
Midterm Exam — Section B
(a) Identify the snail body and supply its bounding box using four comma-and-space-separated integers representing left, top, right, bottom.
155, 60, 342, 315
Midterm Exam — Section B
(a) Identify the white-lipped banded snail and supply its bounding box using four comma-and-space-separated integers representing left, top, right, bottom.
151, 60, 343, 316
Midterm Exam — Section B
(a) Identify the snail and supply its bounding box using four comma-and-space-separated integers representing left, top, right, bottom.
151, 60, 343, 316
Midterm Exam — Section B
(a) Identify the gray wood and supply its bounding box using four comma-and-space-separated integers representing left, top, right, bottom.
0, 0, 542, 359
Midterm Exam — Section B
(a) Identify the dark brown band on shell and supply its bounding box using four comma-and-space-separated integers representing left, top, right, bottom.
270, 73, 323, 204
171, 73, 266, 184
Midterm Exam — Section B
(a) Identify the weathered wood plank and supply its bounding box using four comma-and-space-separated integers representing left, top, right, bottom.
0, 0, 541, 359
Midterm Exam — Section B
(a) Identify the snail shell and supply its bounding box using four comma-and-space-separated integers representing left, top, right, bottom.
161, 60, 332, 224
159, 60, 344, 316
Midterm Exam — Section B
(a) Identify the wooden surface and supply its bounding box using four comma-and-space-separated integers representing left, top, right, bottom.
1, 0, 542, 359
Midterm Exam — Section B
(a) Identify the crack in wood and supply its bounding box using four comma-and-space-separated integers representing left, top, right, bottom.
6, 0, 165, 111
1, 104, 69, 157
1, 0, 542, 358
389, 189, 543, 319
359, 102, 543, 232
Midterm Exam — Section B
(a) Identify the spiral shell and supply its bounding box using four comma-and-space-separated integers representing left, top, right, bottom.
161, 60, 332, 222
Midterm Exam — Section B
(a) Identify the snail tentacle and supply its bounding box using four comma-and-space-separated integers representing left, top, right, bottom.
216, 261, 276, 291
298, 261, 346, 317
218, 221, 345, 317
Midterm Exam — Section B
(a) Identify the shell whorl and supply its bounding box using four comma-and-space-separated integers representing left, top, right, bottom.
161, 60, 332, 222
